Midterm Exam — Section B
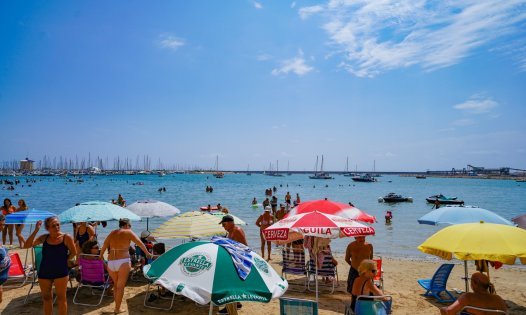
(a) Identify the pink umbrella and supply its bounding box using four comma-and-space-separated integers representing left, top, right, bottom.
285, 199, 377, 223
263, 211, 375, 243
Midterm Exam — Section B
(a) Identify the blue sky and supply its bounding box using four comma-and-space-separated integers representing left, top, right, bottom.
1, 1, 525, 171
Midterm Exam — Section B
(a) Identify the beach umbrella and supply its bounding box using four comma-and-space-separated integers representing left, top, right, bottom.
5, 209, 56, 225
152, 211, 225, 239
126, 200, 181, 230
210, 213, 247, 225
264, 211, 375, 302
418, 222, 526, 291
58, 201, 141, 223
417, 205, 515, 226
143, 237, 288, 314
285, 199, 377, 223
264, 211, 375, 243
512, 213, 526, 229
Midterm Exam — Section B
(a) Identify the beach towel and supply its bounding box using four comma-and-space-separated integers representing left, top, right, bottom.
0, 247, 10, 273
212, 236, 253, 280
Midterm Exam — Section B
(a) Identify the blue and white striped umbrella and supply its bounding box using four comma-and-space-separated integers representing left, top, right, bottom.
58, 201, 141, 223
5, 209, 56, 225
418, 205, 514, 226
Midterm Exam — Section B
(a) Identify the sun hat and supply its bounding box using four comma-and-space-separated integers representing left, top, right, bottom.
140, 230, 151, 239
264, 206, 271, 212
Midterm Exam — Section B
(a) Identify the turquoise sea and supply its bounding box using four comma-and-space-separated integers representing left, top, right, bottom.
2, 174, 524, 259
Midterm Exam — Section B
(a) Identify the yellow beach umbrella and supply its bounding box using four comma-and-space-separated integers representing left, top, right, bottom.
418, 221, 526, 264
418, 221, 526, 291
152, 211, 225, 239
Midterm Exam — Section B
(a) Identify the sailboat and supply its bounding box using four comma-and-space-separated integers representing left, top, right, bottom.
343, 156, 354, 177
309, 155, 333, 179
213, 156, 224, 178
246, 164, 251, 176
267, 160, 284, 176
287, 160, 292, 176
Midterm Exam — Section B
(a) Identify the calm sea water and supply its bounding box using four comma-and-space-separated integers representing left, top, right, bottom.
2, 174, 524, 259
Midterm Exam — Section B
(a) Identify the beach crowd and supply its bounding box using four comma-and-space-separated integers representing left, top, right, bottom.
0, 188, 511, 314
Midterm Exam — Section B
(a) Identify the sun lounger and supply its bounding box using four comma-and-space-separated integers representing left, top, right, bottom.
5, 251, 35, 289
279, 297, 318, 315
281, 248, 307, 292
373, 256, 384, 290
417, 263, 455, 303
306, 252, 338, 294
73, 254, 112, 306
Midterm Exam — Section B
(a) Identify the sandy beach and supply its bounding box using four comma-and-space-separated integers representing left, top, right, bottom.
2, 248, 525, 315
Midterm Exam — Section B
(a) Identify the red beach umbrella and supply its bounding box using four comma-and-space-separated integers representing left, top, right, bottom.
285, 199, 377, 223
263, 211, 375, 242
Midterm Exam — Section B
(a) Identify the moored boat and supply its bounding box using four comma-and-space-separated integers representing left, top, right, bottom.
426, 194, 464, 205
352, 174, 376, 182
378, 192, 413, 203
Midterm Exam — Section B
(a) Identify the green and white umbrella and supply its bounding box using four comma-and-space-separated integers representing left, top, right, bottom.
143, 240, 288, 311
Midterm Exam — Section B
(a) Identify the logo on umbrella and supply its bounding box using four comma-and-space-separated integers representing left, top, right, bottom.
179, 253, 213, 276
253, 257, 269, 274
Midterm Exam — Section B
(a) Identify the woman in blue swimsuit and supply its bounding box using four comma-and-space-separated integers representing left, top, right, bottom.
24, 217, 76, 315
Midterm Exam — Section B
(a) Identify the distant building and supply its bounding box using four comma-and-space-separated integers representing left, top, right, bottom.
20, 157, 34, 171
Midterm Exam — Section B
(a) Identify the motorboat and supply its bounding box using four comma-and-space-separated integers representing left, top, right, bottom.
416, 175, 427, 179
426, 194, 464, 205
378, 193, 413, 203
352, 174, 376, 182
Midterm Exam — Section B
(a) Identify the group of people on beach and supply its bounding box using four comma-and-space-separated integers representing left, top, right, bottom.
1, 198, 28, 247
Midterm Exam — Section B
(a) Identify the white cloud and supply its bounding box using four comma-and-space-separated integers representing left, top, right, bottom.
158, 34, 185, 51
452, 119, 475, 126
253, 1, 263, 9
300, 0, 526, 77
271, 51, 314, 76
454, 95, 499, 114
299, 5, 324, 19
291, 2, 296, 9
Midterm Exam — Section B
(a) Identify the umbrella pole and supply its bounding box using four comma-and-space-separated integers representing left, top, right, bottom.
208, 302, 213, 315
464, 261, 469, 292
315, 253, 319, 303
147, 217, 149, 231
23, 224, 34, 267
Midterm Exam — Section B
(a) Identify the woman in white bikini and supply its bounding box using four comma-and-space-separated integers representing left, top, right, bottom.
99, 218, 152, 314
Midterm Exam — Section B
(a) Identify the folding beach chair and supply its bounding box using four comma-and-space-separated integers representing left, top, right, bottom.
461, 306, 507, 314
351, 295, 392, 315
5, 252, 34, 288
24, 245, 42, 303
143, 249, 180, 311
279, 297, 318, 315
281, 248, 307, 292
417, 263, 455, 303
306, 252, 338, 294
373, 256, 384, 289
73, 254, 112, 306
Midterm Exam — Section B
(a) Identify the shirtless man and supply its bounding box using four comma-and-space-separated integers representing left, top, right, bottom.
440, 272, 507, 314
345, 236, 373, 294
100, 218, 151, 314
220, 215, 247, 246
256, 207, 275, 260
219, 215, 247, 314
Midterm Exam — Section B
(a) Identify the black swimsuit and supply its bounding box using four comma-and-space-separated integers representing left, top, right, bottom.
38, 235, 69, 279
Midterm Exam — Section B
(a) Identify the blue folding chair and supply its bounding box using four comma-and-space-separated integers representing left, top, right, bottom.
279, 297, 318, 315
353, 295, 392, 315
417, 263, 455, 302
